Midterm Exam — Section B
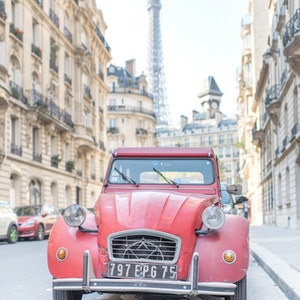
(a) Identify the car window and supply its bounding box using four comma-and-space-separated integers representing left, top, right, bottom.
221, 190, 233, 205
108, 158, 215, 185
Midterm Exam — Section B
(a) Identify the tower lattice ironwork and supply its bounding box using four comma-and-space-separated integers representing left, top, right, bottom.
147, 0, 170, 126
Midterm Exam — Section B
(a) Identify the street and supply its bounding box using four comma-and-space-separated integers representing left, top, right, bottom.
0, 239, 287, 300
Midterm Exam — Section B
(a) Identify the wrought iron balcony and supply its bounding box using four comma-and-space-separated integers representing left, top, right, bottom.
33, 152, 42, 162
99, 140, 106, 151
136, 128, 148, 135
95, 26, 110, 50
107, 127, 119, 134
64, 74, 72, 86
84, 85, 92, 100
10, 23, 23, 42
50, 60, 59, 73
49, 9, 59, 28
63, 27, 73, 43
11, 144, 22, 156
265, 84, 281, 125
9, 81, 28, 104
26, 90, 74, 130
252, 120, 264, 147
283, 8, 300, 75
31, 43, 42, 59
0, 1, 7, 20
107, 105, 155, 118
291, 123, 298, 141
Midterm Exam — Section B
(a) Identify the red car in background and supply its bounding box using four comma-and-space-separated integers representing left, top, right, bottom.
14, 204, 61, 240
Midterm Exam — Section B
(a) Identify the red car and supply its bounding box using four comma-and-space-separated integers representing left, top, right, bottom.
14, 204, 61, 240
48, 147, 249, 300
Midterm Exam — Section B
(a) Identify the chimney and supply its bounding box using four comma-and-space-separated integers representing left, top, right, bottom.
180, 115, 188, 130
125, 59, 136, 76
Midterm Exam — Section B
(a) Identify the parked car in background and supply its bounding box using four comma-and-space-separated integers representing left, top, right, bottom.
14, 204, 61, 240
0, 201, 18, 244
221, 183, 248, 216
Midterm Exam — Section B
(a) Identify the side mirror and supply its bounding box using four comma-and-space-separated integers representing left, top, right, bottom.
226, 184, 242, 195
236, 196, 248, 204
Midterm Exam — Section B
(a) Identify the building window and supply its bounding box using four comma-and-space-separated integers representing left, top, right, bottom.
29, 179, 41, 205
218, 135, 224, 144
32, 127, 41, 162
200, 137, 205, 146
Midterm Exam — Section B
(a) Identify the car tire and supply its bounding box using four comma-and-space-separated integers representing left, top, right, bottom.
53, 289, 83, 300
36, 224, 45, 241
7, 224, 18, 244
225, 275, 247, 300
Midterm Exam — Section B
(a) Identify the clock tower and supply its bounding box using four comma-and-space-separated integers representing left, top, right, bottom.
198, 76, 223, 119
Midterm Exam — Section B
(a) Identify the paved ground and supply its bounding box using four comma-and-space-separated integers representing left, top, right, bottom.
250, 225, 300, 300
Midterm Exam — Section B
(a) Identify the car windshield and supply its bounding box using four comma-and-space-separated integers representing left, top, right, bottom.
108, 158, 215, 185
14, 206, 41, 216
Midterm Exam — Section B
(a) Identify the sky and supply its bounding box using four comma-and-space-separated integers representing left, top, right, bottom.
96, 0, 249, 124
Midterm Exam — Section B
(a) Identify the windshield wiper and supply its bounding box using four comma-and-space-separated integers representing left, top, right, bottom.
114, 167, 139, 187
153, 167, 179, 188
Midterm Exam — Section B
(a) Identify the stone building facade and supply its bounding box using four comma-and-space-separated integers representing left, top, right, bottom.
0, 0, 110, 209
156, 76, 241, 190
106, 59, 156, 152
238, 0, 300, 228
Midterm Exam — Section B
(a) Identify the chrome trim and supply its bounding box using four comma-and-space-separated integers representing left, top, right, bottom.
52, 251, 237, 296
107, 229, 181, 264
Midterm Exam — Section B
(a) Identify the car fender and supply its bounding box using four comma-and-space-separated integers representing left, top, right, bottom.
47, 215, 100, 278
192, 214, 249, 283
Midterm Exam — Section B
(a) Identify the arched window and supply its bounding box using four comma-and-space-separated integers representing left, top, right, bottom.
29, 179, 42, 205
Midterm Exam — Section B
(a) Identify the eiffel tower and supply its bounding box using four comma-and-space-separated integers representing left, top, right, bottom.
147, 0, 170, 126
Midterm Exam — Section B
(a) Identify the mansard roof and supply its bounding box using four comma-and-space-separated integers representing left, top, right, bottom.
198, 76, 223, 98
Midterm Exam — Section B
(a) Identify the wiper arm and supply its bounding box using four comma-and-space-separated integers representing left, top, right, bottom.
114, 167, 139, 187
153, 167, 179, 188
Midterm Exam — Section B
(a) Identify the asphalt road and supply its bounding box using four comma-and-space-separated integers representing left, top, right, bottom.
0, 239, 287, 300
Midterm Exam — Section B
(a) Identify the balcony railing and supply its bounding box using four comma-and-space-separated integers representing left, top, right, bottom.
291, 123, 298, 140
283, 8, 300, 47
64, 74, 72, 86
95, 26, 110, 50
9, 81, 28, 104
107, 105, 155, 118
33, 152, 42, 162
10, 23, 23, 42
26, 90, 74, 129
31, 44, 42, 59
0, 1, 7, 20
136, 128, 148, 135
265, 84, 280, 106
84, 85, 92, 99
11, 144, 22, 156
50, 60, 59, 73
107, 127, 119, 134
109, 86, 153, 99
49, 9, 59, 28
63, 27, 73, 43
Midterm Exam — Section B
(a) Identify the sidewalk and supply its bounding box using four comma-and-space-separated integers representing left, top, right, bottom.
250, 225, 300, 300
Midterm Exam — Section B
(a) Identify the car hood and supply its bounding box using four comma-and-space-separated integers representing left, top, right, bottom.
95, 191, 217, 279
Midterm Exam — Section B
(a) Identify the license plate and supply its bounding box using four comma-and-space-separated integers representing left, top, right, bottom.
107, 261, 177, 280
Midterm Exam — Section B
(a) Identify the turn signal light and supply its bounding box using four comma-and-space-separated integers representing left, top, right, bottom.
222, 250, 236, 264
56, 247, 68, 261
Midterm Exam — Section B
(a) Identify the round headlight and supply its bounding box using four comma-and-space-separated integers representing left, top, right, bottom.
63, 204, 86, 227
202, 206, 225, 229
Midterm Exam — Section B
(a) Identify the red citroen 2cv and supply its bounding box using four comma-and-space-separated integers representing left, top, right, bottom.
48, 147, 249, 300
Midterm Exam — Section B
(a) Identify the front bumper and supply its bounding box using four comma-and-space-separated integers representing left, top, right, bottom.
52, 251, 236, 297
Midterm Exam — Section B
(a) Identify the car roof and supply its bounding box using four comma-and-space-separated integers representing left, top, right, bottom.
113, 147, 216, 158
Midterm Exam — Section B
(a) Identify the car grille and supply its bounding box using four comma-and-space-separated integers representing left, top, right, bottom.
108, 230, 181, 264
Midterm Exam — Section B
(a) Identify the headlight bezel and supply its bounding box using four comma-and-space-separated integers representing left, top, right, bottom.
202, 205, 225, 230
63, 204, 86, 227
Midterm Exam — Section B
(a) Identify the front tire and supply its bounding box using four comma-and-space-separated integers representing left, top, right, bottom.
36, 224, 45, 241
7, 224, 18, 244
225, 275, 247, 300
53, 289, 83, 300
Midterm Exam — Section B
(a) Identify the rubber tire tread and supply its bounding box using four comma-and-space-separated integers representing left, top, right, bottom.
53, 289, 83, 300
225, 275, 247, 300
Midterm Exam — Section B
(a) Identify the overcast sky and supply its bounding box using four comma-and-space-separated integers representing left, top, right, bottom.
96, 0, 249, 124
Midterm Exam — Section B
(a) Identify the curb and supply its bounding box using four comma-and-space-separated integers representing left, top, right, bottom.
250, 242, 300, 300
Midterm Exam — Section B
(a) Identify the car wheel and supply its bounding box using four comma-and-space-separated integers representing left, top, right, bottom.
7, 224, 18, 244
225, 275, 247, 300
53, 289, 83, 300
36, 224, 45, 241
